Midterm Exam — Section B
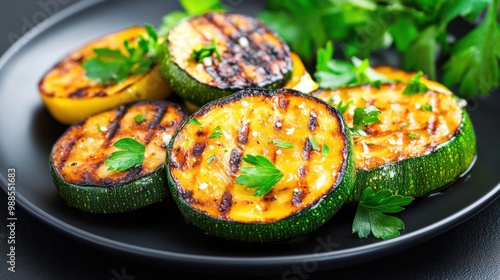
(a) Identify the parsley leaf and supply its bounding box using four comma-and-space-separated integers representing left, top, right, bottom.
408, 133, 421, 140
188, 118, 202, 125
403, 71, 429, 95
420, 104, 433, 112
314, 42, 392, 90
268, 140, 293, 149
235, 155, 284, 197
351, 106, 381, 136
134, 114, 146, 123
322, 144, 329, 156
442, 0, 500, 96
352, 188, 414, 240
83, 24, 159, 84
207, 154, 215, 164
209, 125, 222, 138
190, 40, 222, 62
158, 0, 227, 36
308, 136, 319, 151
105, 138, 145, 171
332, 100, 352, 115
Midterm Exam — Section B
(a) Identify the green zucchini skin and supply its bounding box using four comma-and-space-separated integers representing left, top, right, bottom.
158, 13, 293, 107
50, 162, 167, 214
349, 110, 476, 202
166, 89, 355, 242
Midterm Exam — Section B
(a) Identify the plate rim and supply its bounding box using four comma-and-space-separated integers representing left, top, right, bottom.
0, 0, 499, 271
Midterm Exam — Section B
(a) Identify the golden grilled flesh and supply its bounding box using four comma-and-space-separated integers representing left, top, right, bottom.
51, 101, 185, 186
313, 82, 463, 171
169, 90, 348, 223
39, 26, 172, 124
168, 12, 292, 89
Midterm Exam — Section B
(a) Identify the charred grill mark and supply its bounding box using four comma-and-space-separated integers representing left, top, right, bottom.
55, 131, 82, 170
229, 146, 243, 174
192, 141, 207, 157
196, 129, 207, 137
68, 89, 88, 98
179, 187, 197, 204
308, 111, 318, 131
201, 15, 253, 87
219, 190, 233, 217
279, 96, 289, 110
302, 137, 313, 160
103, 105, 127, 146
237, 122, 250, 144
170, 148, 188, 171
94, 91, 107, 97
298, 166, 309, 178
292, 189, 304, 207
144, 105, 168, 144
201, 13, 289, 87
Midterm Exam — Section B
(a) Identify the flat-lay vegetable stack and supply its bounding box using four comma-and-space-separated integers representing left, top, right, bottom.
39, 0, 488, 242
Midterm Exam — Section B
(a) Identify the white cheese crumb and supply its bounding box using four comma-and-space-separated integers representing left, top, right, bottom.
209, 145, 214, 150
276, 149, 282, 155
275, 121, 282, 128
88, 138, 94, 143
238, 36, 249, 48
458, 99, 467, 108
241, 100, 249, 107
286, 127, 295, 135
202, 57, 212, 67
252, 131, 259, 137
255, 204, 262, 211
99, 126, 108, 132
298, 103, 305, 109
196, 63, 204, 71
162, 133, 172, 146
198, 183, 208, 190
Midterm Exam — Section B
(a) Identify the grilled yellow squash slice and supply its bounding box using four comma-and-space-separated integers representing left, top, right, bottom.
159, 12, 293, 107
312, 75, 476, 201
50, 100, 185, 213
39, 26, 172, 125
167, 88, 355, 242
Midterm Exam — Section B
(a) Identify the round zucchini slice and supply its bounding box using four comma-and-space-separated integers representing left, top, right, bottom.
312, 82, 476, 202
50, 100, 186, 214
39, 26, 173, 125
166, 88, 355, 242
159, 12, 293, 107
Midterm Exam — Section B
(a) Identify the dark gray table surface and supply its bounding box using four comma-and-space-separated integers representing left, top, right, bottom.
0, 1, 498, 279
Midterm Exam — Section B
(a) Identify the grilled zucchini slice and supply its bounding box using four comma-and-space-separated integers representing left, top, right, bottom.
159, 12, 292, 107
167, 88, 355, 242
50, 100, 185, 213
312, 79, 476, 202
39, 26, 172, 125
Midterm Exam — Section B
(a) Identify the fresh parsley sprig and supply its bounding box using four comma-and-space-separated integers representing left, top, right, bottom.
235, 155, 283, 197
314, 41, 392, 90
268, 140, 293, 149
259, 0, 500, 97
83, 24, 159, 84
403, 72, 429, 95
351, 106, 381, 136
190, 40, 222, 63
352, 188, 414, 240
105, 138, 145, 171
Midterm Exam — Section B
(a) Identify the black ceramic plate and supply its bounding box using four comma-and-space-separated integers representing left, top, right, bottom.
0, 0, 499, 275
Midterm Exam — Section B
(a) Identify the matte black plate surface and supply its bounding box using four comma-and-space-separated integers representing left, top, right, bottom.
0, 0, 499, 275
